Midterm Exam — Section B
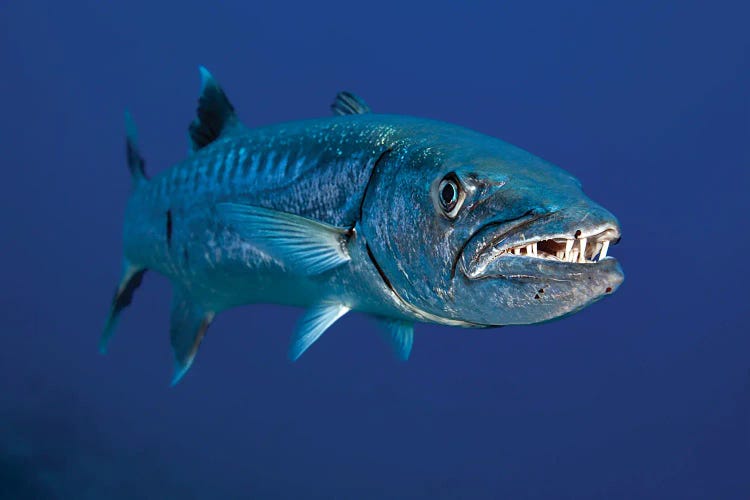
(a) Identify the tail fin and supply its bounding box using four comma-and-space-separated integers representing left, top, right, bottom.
100, 264, 146, 353
125, 111, 147, 185
100, 113, 149, 352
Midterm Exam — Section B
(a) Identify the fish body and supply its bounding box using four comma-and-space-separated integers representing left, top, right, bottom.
103, 68, 624, 383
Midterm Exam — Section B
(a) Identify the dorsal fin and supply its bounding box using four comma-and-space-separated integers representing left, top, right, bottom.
188, 67, 245, 151
331, 91, 371, 115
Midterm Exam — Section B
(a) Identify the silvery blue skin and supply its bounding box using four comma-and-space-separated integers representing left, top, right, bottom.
102, 68, 624, 384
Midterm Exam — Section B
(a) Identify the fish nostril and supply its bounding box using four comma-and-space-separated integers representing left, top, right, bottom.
574, 229, 581, 238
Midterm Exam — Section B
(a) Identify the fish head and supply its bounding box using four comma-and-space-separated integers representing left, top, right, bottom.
360, 128, 624, 326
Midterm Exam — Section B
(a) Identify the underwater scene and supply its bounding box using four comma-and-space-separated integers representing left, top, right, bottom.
1, 1, 748, 498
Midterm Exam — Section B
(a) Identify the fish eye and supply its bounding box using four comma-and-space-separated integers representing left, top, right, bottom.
437, 174, 464, 218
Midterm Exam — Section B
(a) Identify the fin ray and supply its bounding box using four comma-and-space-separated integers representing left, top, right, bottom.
169, 286, 214, 385
290, 303, 350, 360
100, 265, 146, 353
380, 318, 414, 361
124, 112, 147, 183
188, 66, 247, 151
217, 203, 351, 275
331, 91, 371, 115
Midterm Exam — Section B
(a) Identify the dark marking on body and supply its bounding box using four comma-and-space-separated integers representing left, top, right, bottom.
166, 210, 173, 247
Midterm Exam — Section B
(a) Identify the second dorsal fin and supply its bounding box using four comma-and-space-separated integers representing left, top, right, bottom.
331, 91, 371, 115
188, 67, 246, 151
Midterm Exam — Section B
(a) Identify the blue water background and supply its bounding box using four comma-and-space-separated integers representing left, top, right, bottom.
1, 1, 748, 498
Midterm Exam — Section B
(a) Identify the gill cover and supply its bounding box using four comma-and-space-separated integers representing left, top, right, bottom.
359, 146, 464, 323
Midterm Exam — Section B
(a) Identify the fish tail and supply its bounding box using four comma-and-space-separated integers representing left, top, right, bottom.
100, 112, 150, 352
100, 263, 146, 353
124, 111, 147, 186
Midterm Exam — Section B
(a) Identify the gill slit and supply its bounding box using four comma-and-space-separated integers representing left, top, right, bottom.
357, 147, 392, 223
365, 242, 479, 327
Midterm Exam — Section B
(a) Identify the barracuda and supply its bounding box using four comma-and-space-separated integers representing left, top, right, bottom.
102, 67, 624, 383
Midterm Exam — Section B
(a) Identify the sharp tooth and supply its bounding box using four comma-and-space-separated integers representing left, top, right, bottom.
600, 240, 609, 260
570, 249, 579, 262
526, 245, 533, 256
513, 247, 521, 255
556, 250, 564, 260
593, 242, 602, 260
532, 242, 538, 256
564, 239, 574, 261
578, 238, 587, 263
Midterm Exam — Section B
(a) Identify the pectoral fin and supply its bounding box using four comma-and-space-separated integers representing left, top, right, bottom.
379, 318, 414, 361
217, 203, 352, 275
170, 287, 214, 385
290, 303, 350, 361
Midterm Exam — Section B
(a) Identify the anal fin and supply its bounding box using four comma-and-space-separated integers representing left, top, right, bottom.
170, 287, 214, 385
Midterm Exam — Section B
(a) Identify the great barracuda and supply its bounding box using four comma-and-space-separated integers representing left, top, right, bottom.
102, 67, 624, 383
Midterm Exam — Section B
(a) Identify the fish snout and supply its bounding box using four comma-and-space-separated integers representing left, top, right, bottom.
459, 201, 622, 280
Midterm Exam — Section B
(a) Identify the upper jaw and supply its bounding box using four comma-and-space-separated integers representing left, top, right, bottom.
462, 214, 622, 279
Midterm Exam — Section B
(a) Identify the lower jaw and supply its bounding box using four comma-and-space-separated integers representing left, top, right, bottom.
459, 264, 623, 326
469, 255, 623, 283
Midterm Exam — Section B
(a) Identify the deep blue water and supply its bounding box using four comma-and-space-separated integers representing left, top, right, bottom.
1, 1, 748, 498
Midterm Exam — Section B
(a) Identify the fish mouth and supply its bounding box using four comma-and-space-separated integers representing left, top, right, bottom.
461, 212, 622, 280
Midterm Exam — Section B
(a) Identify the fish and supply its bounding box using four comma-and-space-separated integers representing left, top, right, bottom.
102, 67, 624, 384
